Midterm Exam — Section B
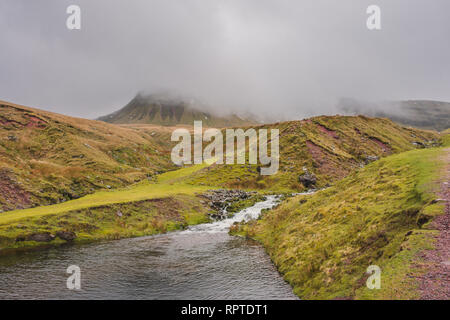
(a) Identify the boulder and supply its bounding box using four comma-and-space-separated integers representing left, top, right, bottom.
365, 155, 380, 164
56, 231, 77, 241
203, 189, 256, 220
28, 232, 55, 242
298, 172, 317, 188
412, 141, 425, 148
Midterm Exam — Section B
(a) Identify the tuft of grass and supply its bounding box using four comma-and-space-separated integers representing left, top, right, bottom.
440, 129, 450, 147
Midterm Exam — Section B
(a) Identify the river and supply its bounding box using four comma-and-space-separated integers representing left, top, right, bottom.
0, 196, 298, 300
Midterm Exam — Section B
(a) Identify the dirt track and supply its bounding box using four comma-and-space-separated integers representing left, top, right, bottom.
418, 148, 450, 300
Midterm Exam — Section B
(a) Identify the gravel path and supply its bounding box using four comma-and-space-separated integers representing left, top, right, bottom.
418, 148, 450, 300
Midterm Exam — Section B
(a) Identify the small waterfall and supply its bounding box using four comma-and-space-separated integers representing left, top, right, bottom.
181, 195, 280, 234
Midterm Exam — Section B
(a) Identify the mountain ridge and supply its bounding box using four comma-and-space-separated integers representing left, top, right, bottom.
338, 98, 450, 132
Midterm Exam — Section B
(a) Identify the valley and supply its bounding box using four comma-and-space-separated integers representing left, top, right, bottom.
0, 100, 448, 300
2, 0, 449, 303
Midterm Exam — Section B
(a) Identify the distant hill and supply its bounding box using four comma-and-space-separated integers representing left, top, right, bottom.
98, 93, 254, 127
337, 98, 450, 131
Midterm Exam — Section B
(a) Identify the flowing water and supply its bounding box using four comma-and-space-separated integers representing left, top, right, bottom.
0, 196, 298, 300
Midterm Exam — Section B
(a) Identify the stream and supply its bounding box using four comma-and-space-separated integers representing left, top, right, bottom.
0, 196, 298, 300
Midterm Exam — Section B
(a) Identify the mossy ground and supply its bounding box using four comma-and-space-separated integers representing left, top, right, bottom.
231, 145, 447, 299
0, 165, 211, 226
0, 164, 212, 252
0, 194, 209, 252
440, 129, 450, 147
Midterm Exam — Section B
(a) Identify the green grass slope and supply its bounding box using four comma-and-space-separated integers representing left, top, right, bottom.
232, 143, 447, 299
185, 116, 439, 192
0, 101, 177, 211
0, 164, 211, 252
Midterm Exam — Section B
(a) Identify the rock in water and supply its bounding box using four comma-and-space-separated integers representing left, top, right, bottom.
202, 189, 257, 220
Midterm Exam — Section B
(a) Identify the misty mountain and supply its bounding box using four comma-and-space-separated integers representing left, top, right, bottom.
98, 93, 255, 127
337, 98, 450, 132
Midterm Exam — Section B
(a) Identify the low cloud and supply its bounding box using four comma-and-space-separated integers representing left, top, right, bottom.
1, 0, 449, 120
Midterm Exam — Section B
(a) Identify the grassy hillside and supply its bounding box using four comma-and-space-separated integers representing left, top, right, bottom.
0, 100, 443, 261
0, 101, 177, 211
98, 93, 253, 127
2, 101, 437, 211
441, 128, 450, 146
232, 143, 448, 299
0, 164, 211, 252
184, 116, 439, 192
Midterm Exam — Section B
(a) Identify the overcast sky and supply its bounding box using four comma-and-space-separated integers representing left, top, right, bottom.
0, 0, 449, 120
